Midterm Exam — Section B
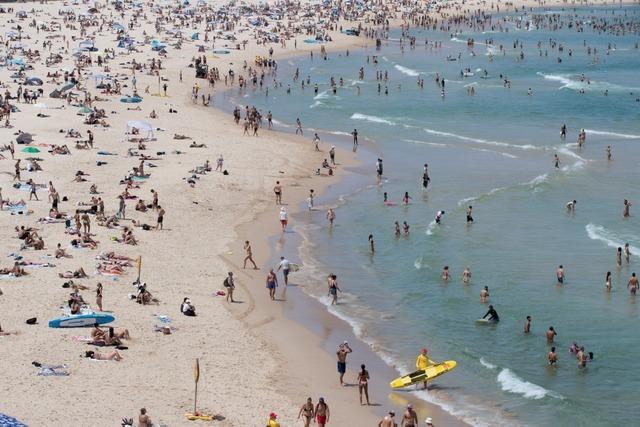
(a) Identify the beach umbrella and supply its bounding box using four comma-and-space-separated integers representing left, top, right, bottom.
21, 146, 40, 154
78, 106, 93, 114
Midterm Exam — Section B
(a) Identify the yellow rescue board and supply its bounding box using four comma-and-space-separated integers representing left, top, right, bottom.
185, 413, 213, 421
390, 361, 457, 389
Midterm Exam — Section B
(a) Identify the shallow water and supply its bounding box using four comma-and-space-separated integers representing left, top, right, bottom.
216, 5, 640, 426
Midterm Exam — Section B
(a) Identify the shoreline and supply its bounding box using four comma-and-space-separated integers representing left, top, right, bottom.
211, 38, 473, 427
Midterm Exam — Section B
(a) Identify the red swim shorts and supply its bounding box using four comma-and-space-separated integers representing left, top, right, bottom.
316, 415, 327, 424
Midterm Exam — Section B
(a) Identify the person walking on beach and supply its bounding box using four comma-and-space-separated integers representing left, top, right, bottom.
556, 265, 565, 284
274, 181, 282, 205
223, 272, 236, 303
118, 195, 126, 219
546, 326, 557, 343
328, 274, 341, 305
352, 128, 358, 152
28, 179, 38, 201
329, 146, 336, 165
313, 133, 321, 151
415, 348, 433, 390
357, 364, 370, 405
298, 398, 315, 427
336, 342, 352, 385
277, 256, 291, 286
378, 411, 396, 427
296, 117, 303, 135
401, 404, 418, 427
279, 207, 288, 231
96, 282, 103, 312
315, 398, 330, 426
266, 269, 278, 301
156, 205, 165, 230
243, 241, 258, 269
327, 208, 336, 227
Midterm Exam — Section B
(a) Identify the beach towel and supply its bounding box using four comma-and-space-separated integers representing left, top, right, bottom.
0, 413, 27, 427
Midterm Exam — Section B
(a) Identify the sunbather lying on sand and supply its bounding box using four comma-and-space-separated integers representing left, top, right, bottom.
0, 262, 27, 276
85, 350, 123, 361
58, 267, 87, 279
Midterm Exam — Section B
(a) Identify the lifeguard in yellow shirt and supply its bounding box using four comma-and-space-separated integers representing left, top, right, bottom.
415, 348, 434, 390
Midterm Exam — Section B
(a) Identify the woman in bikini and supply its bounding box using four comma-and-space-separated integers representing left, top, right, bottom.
357, 364, 370, 405
96, 282, 103, 311
297, 397, 315, 427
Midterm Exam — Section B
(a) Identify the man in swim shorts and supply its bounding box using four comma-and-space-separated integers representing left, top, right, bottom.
315, 397, 330, 426
336, 342, 352, 385
402, 404, 418, 427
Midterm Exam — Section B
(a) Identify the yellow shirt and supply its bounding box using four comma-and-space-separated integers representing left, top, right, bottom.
416, 354, 433, 370
267, 419, 280, 427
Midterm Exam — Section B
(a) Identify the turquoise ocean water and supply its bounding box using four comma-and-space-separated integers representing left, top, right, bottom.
217, 6, 640, 426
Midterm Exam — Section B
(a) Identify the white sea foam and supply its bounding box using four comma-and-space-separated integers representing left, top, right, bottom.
585, 224, 640, 257
394, 64, 420, 77
414, 256, 423, 269
351, 113, 397, 126
479, 357, 497, 370
403, 138, 448, 147
471, 147, 518, 159
538, 72, 640, 92
422, 127, 538, 151
425, 220, 437, 236
497, 369, 560, 400
457, 186, 507, 206
584, 129, 640, 139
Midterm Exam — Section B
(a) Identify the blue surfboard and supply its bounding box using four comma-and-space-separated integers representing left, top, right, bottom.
48, 313, 115, 328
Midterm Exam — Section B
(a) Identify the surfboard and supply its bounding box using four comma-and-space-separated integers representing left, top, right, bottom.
48, 313, 115, 328
476, 318, 498, 324
185, 413, 213, 421
384, 201, 396, 206
389, 361, 457, 389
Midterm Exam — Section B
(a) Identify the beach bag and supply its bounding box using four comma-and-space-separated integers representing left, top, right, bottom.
26, 317, 37, 325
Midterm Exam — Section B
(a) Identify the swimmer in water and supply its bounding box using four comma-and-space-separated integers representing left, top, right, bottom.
402, 192, 412, 205
617, 247, 623, 267
422, 164, 430, 190
606, 145, 612, 160
548, 347, 558, 365
560, 124, 567, 140
556, 265, 565, 284
462, 266, 472, 283
566, 200, 576, 213
441, 266, 450, 281
546, 326, 557, 343
383, 192, 388, 203
466, 206, 474, 223
554, 154, 560, 169
480, 285, 489, 303
627, 272, 638, 295
605, 271, 612, 292
524, 315, 531, 334
435, 210, 445, 224
624, 243, 631, 264
402, 221, 410, 235
482, 305, 499, 322
623, 199, 632, 218
394, 221, 401, 237
368, 234, 375, 254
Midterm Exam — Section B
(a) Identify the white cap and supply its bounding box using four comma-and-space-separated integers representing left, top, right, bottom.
426, 417, 433, 424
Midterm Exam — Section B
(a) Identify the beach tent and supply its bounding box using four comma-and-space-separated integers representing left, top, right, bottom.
112, 22, 125, 32
0, 413, 27, 427
79, 40, 97, 51
126, 120, 154, 139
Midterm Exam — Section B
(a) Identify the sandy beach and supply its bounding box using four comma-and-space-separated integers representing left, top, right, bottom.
0, 0, 629, 426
